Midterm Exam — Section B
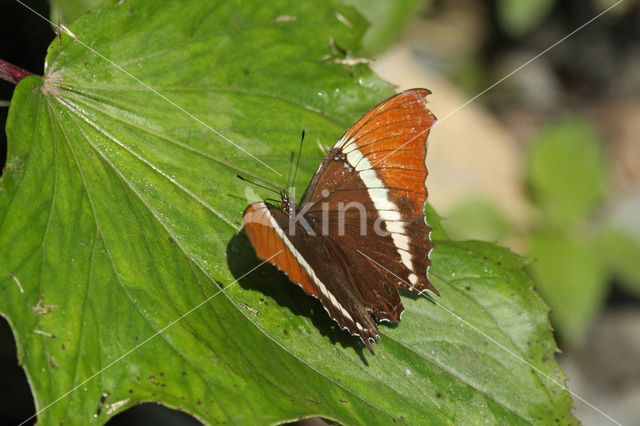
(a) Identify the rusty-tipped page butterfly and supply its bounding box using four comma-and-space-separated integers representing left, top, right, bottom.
242, 88, 438, 355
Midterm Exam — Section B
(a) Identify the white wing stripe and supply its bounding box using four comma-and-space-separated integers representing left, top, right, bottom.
345, 147, 415, 278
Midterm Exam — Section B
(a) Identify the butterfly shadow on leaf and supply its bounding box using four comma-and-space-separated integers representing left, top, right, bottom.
226, 230, 371, 364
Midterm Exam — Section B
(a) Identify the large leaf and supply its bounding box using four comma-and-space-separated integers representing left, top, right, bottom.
1, 0, 575, 424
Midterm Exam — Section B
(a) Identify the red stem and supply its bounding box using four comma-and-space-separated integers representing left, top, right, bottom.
0, 59, 36, 84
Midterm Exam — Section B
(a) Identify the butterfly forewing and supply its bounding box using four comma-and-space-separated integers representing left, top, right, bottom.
303, 88, 437, 293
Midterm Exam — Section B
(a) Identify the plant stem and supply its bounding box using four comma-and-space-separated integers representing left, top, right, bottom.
0, 59, 36, 84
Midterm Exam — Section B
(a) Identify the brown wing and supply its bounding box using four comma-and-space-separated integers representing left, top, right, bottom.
301, 88, 438, 322
242, 202, 380, 354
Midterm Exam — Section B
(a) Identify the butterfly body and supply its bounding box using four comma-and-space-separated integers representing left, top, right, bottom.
242, 89, 438, 354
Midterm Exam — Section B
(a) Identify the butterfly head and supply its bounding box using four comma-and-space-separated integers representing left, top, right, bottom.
280, 189, 296, 214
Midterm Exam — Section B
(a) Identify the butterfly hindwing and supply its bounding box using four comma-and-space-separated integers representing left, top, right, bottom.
243, 202, 380, 353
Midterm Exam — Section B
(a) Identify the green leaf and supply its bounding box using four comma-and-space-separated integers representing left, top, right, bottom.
426, 202, 449, 241
50, 0, 102, 25
343, 0, 431, 55
1, 0, 574, 424
442, 197, 513, 242
496, 0, 556, 37
527, 232, 608, 344
527, 118, 608, 228
597, 227, 640, 294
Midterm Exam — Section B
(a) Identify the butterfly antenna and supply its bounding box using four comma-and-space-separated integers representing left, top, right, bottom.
285, 151, 295, 190
236, 175, 282, 197
290, 130, 305, 198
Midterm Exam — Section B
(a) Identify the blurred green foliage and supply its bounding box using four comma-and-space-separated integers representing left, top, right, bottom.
442, 198, 512, 243
445, 118, 640, 345
496, 0, 556, 37
344, 0, 432, 55
527, 119, 609, 228
451, 57, 490, 98
528, 231, 609, 343
527, 119, 626, 344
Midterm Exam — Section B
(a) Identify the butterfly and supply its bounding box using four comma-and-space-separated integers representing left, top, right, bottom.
242, 88, 438, 354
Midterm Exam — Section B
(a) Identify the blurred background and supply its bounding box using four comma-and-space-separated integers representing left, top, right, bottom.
364, 0, 640, 424
2, 0, 639, 424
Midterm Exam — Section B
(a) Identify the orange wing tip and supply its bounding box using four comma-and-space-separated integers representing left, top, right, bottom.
242, 202, 269, 226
